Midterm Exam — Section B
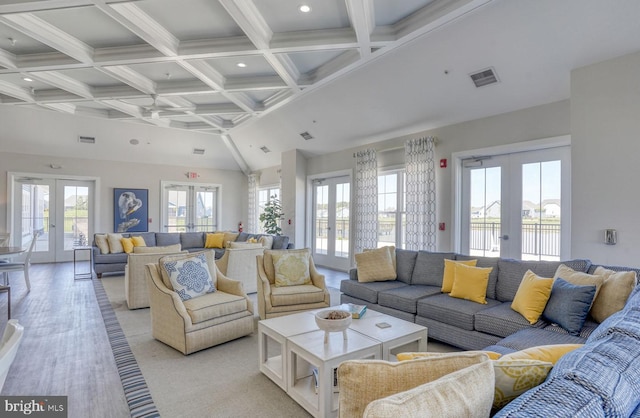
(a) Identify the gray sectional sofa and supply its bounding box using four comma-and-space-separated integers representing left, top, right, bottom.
340, 249, 639, 351
92, 231, 291, 278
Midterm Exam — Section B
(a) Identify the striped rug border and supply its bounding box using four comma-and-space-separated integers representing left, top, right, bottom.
92, 277, 160, 418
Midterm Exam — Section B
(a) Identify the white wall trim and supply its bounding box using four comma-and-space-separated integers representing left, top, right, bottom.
450, 135, 571, 253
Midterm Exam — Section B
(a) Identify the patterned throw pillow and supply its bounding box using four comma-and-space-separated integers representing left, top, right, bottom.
161, 252, 216, 301
272, 250, 311, 287
493, 359, 553, 409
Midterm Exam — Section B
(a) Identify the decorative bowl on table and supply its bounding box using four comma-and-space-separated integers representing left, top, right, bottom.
315, 309, 352, 343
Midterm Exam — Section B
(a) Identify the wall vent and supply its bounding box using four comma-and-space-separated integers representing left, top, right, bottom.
193, 148, 205, 155
78, 136, 95, 144
470, 67, 499, 88
300, 131, 314, 140
260, 146, 271, 153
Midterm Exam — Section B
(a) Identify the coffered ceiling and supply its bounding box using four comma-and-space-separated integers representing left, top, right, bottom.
1, 0, 640, 172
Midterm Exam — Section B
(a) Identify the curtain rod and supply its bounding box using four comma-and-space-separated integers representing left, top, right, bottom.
352, 137, 439, 158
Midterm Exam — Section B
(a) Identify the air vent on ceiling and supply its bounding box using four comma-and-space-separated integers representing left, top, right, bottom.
260, 146, 271, 153
78, 136, 95, 144
193, 148, 205, 155
470, 67, 499, 88
300, 131, 314, 140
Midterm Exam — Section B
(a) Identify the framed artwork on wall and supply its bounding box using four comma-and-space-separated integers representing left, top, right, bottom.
114, 188, 149, 233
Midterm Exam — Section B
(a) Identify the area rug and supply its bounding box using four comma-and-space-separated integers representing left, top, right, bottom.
98, 275, 342, 418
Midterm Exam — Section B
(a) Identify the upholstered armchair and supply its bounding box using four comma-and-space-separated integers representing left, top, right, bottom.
215, 246, 264, 294
256, 248, 330, 320
145, 250, 254, 355
124, 249, 187, 309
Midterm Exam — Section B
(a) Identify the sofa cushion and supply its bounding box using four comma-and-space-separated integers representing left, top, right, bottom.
553, 264, 604, 304
378, 285, 441, 314
590, 266, 638, 323
355, 247, 397, 283
449, 264, 493, 304
340, 280, 407, 304
493, 327, 587, 352
180, 232, 205, 249
161, 252, 216, 301
134, 232, 156, 247
107, 233, 124, 253
133, 243, 182, 254
456, 255, 499, 300
492, 359, 553, 410
270, 284, 326, 306
588, 305, 640, 343
549, 332, 640, 417
362, 359, 494, 418
270, 235, 288, 249
95, 234, 110, 254
416, 293, 500, 331
205, 232, 225, 248
474, 302, 539, 338
272, 249, 311, 287
496, 259, 590, 302
410, 251, 455, 286
395, 249, 418, 284
510, 270, 554, 325
94, 252, 128, 264
182, 290, 248, 324
441, 259, 477, 293
155, 233, 181, 247
542, 278, 596, 335
500, 344, 583, 364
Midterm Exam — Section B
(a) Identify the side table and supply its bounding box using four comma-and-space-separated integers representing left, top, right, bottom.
73, 246, 93, 280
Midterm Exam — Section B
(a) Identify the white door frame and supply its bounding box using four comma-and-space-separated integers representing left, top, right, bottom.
160, 181, 222, 232
452, 135, 571, 256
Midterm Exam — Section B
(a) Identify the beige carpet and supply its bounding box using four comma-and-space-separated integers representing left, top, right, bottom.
101, 276, 342, 418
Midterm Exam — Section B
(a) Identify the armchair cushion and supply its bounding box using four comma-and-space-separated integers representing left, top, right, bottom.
182, 291, 249, 324
272, 249, 311, 287
160, 252, 216, 301
270, 284, 326, 306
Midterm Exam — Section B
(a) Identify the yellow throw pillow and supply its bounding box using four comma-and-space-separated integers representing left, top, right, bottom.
397, 351, 502, 361
107, 233, 124, 253
590, 267, 638, 322
492, 359, 553, 409
500, 344, 583, 365
131, 236, 146, 247
355, 247, 397, 283
511, 270, 554, 324
95, 234, 110, 254
272, 249, 311, 287
554, 264, 605, 306
442, 259, 477, 293
449, 264, 493, 304
205, 232, 225, 249
120, 237, 135, 254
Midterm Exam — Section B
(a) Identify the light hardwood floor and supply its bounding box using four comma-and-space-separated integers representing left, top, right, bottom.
0, 263, 130, 418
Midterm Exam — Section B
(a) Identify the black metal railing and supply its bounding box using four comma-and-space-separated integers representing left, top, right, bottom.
470, 222, 560, 257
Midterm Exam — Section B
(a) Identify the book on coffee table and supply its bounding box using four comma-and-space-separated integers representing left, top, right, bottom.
339, 303, 367, 319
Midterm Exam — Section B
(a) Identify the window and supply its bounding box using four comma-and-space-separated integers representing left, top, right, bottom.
378, 171, 406, 249
257, 186, 280, 233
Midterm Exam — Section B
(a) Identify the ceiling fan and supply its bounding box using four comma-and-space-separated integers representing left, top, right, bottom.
143, 94, 195, 119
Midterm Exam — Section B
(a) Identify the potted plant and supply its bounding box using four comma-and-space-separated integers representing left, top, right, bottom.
259, 196, 284, 235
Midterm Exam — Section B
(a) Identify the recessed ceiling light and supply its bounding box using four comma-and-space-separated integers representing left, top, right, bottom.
299, 4, 311, 13
236, 62, 247, 68
23, 77, 33, 82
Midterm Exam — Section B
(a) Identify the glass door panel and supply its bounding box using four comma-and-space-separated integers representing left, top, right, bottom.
469, 166, 502, 258
312, 176, 351, 271
194, 188, 217, 231
163, 183, 219, 232
63, 185, 89, 250
166, 188, 188, 232
314, 184, 328, 255
335, 182, 350, 258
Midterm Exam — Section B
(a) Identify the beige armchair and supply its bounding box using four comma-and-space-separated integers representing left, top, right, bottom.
215, 246, 264, 294
145, 250, 254, 355
124, 250, 187, 309
256, 249, 330, 320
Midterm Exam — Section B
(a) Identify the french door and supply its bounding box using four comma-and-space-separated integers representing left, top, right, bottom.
460, 146, 570, 260
311, 176, 351, 271
11, 176, 95, 263
162, 182, 219, 232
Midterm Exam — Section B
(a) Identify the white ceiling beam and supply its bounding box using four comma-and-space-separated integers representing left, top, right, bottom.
101, 99, 144, 118
0, 48, 17, 69
221, 133, 250, 175
0, 13, 94, 63
0, 79, 33, 102
29, 71, 93, 98
345, 0, 375, 58
98, 65, 156, 95
41, 102, 76, 114
0, 1, 139, 14
98, 2, 179, 57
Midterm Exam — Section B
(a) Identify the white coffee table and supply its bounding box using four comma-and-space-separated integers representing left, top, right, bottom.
287, 328, 381, 418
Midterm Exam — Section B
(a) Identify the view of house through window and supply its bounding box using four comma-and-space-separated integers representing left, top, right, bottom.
378, 171, 406, 249
163, 183, 218, 232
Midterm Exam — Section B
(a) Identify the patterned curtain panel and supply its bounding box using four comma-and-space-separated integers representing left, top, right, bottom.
247, 173, 259, 233
354, 149, 378, 253
405, 137, 436, 251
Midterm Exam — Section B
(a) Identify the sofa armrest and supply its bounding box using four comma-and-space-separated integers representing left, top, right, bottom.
256, 255, 274, 319
216, 270, 254, 315
145, 263, 192, 325
309, 257, 327, 289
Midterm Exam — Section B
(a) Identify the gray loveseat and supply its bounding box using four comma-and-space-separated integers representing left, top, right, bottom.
92, 231, 291, 278
341, 249, 639, 351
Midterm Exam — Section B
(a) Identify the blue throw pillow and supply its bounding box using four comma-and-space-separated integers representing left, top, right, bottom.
543, 278, 596, 336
